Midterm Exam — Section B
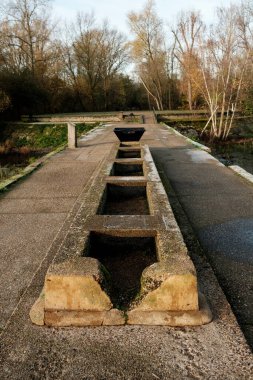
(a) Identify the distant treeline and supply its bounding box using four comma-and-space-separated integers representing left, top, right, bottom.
1, 0, 253, 140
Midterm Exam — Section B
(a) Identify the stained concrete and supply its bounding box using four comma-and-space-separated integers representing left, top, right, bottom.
0, 120, 252, 378
35, 141, 203, 325
0, 126, 116, 330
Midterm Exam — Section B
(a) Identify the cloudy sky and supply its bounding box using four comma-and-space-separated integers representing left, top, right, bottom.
53, 0, 240, 32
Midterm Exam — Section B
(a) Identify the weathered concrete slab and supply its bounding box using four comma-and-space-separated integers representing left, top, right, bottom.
84, 214, 159, 233
3, 161, 99, 199
0, 125, 115, 331
67, 122, 77, 148
44, 258, 113, 318
0, 213, 66, 329
128, 293, 211, 325
150, 123, 253, 349
114, 158, 143, 164
105, 176, 147, 185
0, 197, 76, 214
33, 141, 204, 325
137, 264, 198, 311
45, 309, 125, 327
0, 120, 252, 378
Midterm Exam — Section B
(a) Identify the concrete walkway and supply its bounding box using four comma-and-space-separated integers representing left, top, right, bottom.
0, 121, 252, 379
0, 126, 115, 329
149, 123, 253, 349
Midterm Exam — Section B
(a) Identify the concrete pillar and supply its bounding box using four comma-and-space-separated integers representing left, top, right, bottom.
67, 122, 77, 148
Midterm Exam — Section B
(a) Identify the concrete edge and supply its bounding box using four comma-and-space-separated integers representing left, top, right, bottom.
50, 142, 118, 266
127, 292, 212, 326
162, 123, 211, 152
229, 165, 253, 185
29, 288, 45, 326
30, 288, 211, 327
30, 287, 126, 327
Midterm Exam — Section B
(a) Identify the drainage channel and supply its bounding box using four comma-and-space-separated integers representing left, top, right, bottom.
89, 234, 156, 310
30, 126, 212, 327
98, 184, 149, 215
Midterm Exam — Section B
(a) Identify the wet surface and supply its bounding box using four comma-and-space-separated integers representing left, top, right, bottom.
199, 218, 253, 264
151, 144, 253, 350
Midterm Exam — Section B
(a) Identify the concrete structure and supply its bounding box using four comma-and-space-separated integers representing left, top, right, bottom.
0, 119, 252, 378
30, 137, 211, 326
67, 122, 77, 149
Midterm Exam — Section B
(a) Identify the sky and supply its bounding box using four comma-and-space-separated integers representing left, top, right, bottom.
52, 0, 241, 33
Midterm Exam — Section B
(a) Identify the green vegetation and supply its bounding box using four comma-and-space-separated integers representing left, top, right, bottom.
0, 122, 98, 149
0, 122, 99, 181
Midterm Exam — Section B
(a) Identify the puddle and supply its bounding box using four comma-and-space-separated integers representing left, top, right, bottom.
99, 184, 149, 215
88, 233, 157, 309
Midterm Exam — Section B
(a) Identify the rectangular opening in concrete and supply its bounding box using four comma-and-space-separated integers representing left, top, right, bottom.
120, 142, 140, 147
111, 162, 144, 176
99, 184, 149, 215
88, 233, 157, 309
114, 127, 145, 142
117, 149, 141, 158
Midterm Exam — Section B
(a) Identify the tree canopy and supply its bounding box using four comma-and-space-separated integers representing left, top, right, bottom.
0, 0, 253, 139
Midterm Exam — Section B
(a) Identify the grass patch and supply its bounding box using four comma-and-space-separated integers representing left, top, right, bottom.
0, 122, 98, 149
0, 122, 100, 180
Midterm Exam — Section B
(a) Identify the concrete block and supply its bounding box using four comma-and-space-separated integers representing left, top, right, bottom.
29, 290, 45, 326
30, 142, 211, 327
128, 293, 212, 326
45, 258, 112, 312
45, 309, 125, 327
68, 122, 77, 148
134, 262, 198, 311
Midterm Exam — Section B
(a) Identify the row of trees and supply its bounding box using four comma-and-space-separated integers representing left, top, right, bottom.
0, 0, 149, 117
1, 0, 253, 139
129, 0, 253, 139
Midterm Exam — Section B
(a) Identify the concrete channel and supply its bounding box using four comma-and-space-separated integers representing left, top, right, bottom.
30, 127, 212, 327
1, 119, 252, 378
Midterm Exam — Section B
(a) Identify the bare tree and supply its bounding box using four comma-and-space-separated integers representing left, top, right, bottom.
99, 22, 129, 109
0, 0, 56, 78
64, 13, 128, 110
198, 4, 251, 140
128, 0, 169, 110
172, 11, 204, 110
